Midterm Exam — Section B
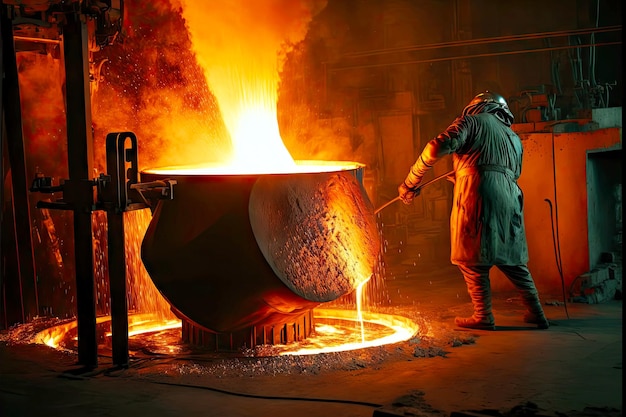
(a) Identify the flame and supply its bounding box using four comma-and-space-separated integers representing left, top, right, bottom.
178, 1, 322, 173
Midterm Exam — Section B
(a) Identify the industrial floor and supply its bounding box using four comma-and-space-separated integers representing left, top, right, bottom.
0, 260, 622, 417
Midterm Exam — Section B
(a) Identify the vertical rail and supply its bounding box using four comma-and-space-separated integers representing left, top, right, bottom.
63, 10, 98, 368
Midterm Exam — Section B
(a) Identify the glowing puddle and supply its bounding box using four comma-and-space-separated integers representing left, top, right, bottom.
34, 310, 418, 357
280, 309, 419, 356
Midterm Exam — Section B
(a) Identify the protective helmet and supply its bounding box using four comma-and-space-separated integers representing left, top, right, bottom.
462, 90, 514, 124
467, 91, 509, 108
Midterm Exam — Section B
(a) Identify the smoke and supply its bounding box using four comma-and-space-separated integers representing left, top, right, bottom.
92, 0, 231, 171
15, 53, 68, 178
176, 0, 327, 73
275, 4, 378, 167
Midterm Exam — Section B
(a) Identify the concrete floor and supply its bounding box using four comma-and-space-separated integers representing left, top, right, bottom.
0, 260, 622, 417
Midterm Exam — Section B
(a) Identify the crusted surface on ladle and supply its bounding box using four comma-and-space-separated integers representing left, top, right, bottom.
250, 171, 379, 302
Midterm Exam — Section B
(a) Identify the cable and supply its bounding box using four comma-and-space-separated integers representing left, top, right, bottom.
93, 355, 383, 408
544, 198, 569, 318
589, 0, 600, 88
544, 131, 569, 319
144, 379, 383, 408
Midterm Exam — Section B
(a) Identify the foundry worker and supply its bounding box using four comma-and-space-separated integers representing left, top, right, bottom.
398, 91, 549, 330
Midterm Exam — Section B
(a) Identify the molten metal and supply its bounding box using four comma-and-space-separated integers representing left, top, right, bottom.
280, 308, 420, 356
32, 309, 418, 356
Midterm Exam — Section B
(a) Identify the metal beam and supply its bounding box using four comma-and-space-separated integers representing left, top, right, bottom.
1, 4, 39, 323
107, 209, 128, 367
62, 11, 98, 368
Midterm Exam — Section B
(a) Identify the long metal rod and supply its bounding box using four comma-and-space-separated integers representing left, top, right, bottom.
330, 41, 621, 72
63, 11, 98, 369
375, 170, 454, 214
13, 35, 61, 45
342, 25, 621, 58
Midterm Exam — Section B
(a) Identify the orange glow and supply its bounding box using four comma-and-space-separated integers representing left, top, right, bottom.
35, 316, 111, 349
34, 314, 182, 349
124, 209, 177, 321
356, 281, 366, 343
104, 314, 181, 337
143, 160, 364, 176
33, 309, 417, 356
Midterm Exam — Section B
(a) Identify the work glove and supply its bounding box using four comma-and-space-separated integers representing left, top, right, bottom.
398, 181, 420, 205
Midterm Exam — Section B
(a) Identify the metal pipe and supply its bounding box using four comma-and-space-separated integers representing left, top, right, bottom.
13, 35, 61, 45
329, 40, 622, 72
341, 25, 621, 59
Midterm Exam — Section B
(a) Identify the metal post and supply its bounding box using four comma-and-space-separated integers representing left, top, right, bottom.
0, 6, 5, 329
107, 209, 129, 367
0, 6, 5, 327
63, 10, 98, 368
105, 132, 134, 367
1, 4, 39, 323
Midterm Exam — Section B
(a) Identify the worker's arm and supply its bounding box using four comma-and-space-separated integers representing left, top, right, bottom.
399, 116, 470, 204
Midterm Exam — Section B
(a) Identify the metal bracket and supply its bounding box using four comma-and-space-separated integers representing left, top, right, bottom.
100, 131, 175, 212
30, 131, 176, 214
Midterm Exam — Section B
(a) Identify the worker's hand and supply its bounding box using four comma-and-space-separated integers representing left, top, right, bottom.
398, 182, 420, 205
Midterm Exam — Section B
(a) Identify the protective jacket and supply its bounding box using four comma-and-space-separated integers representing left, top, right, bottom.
404, 102, 528, 265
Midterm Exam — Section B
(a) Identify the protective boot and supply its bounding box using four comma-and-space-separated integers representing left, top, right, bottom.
455, 265, 495, 330
455, 314, 495, 330
521, 292, 549, 329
